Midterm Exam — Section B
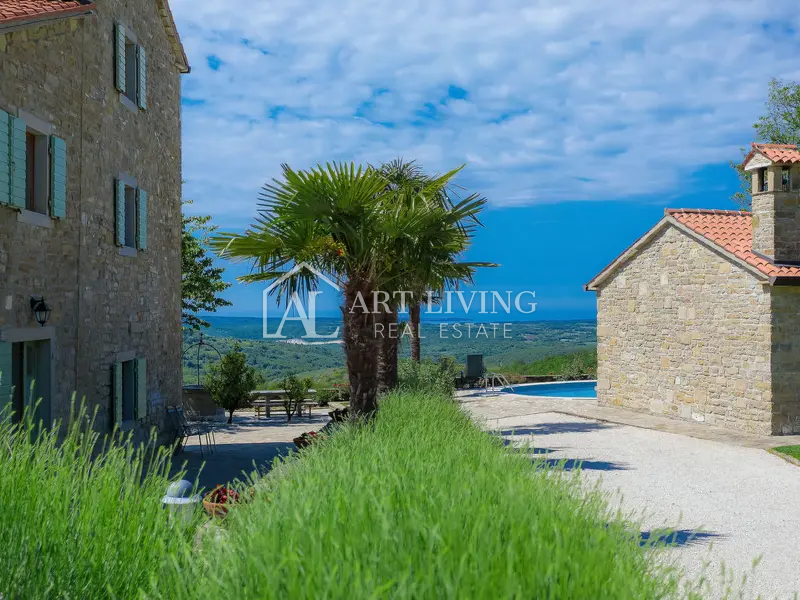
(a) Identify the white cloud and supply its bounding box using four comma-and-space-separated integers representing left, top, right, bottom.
169, 0, 800, 226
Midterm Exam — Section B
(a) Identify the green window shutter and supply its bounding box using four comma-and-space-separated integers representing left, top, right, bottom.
136, 188, 147, 250
0, 342, 12, 415
113, 361, 123, 427
49, 136, 67, 219
9, 115, 26, 209
115, 23, 126, 93
137, 46, 147, 110
115, 179, 125, 246
0, 109, 9, 206
135, 358, 147, 420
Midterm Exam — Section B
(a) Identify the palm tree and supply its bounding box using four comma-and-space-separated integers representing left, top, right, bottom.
211, 162, 485, 415
211, 163, 390, 416
377, 160, 496, 365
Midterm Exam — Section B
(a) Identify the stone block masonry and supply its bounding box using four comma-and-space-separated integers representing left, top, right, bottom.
0, 0, 184, 444
595, 225, 776, 435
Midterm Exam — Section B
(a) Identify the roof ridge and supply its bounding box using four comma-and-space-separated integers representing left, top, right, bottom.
665, 208, 749, 216
753, 142, 798, 148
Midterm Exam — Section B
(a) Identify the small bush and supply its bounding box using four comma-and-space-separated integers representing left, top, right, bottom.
0, 402, 200, 599
315, 387, 348, 407
281, 374, 313, 422
398, 358, 458, 395
159, 391, 691, 599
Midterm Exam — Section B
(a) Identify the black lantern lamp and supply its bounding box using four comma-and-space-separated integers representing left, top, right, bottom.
30, 296, 51, 327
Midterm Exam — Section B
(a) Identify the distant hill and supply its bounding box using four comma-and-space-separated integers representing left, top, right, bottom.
182, 316, 596, 385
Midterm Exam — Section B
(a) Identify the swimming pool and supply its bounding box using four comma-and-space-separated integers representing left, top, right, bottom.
505, 381, 597, 398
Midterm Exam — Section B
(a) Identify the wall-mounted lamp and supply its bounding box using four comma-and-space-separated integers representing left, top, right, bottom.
30, 296, 51, 327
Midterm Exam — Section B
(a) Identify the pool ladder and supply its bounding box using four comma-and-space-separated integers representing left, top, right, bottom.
483, 372, 515, 393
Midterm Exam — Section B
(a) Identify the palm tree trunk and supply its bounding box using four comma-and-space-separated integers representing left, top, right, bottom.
377, 307, 398, 393
342, 280, 380, 416
409, 303, 422, 362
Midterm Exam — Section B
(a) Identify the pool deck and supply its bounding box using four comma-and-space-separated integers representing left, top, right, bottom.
459, 389, 800, 449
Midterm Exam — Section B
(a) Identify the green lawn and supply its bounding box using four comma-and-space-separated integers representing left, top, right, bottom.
773, 445, 800, 462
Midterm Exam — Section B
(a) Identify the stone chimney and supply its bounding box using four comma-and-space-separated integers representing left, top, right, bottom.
744, 143, 800, 264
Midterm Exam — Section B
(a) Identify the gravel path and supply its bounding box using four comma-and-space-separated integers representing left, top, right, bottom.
491, 411, 800, 600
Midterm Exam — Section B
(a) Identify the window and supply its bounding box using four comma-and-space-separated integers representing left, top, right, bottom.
115, 176, 147, 252
115, 24, 147, 111
782, 167, 791, 192
121, 359, 135, 422
759, 168, 768, 192
124, 40, 138, 104
124, 184, 137, 248
25, 129, 50, 215
113, 355, 146, 426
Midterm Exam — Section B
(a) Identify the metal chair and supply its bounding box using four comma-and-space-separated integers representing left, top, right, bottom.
169, 406, 211, 457
182, 405, 217, 452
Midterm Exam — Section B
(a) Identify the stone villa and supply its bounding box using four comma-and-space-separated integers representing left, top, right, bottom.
0, 0, 188, 440
586, 143, 800, 435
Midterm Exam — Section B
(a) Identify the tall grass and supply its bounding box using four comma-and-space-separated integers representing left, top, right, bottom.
0, 402, 200, 600
160, 391, 690, 599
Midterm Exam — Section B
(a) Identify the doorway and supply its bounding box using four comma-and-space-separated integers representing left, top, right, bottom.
11, 339, 51, 426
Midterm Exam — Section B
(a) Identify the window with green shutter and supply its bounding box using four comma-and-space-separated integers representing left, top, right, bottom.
113, 361, 123, 427
137, 46, 147, 110
114, 357, 146, 426
9, 115, 26, 209
115, 23, 126, 94
134, 358, 147, 420
115, 178, 127, 246
116, 177, 147, 252
0, 342, 12, 415
115, 23, 147, 112
49, 136, 67, 219
0, 109, 9, 206
136, 188, 147, 250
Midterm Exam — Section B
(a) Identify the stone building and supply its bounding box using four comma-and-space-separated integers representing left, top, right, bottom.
586, 143, 800, 435
0, 0, 189, 441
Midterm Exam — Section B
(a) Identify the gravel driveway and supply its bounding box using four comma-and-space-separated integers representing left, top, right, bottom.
478, 408, 800, 599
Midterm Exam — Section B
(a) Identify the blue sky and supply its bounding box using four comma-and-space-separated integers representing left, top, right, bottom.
169, 0, 800, 321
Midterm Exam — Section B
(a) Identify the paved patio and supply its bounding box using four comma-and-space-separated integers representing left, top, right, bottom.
462, 390, 800, 599
170, 408, 331, 492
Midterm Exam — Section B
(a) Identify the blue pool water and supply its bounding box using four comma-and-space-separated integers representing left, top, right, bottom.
505, 381, 597, 398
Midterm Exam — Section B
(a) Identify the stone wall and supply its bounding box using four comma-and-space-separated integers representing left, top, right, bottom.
595, 224, 774, 435
770, 287, 800, 434
0, 0, 183, 443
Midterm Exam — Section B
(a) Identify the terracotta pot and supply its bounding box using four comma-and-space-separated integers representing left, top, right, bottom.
293, 436, 311, 449
202, 499, 230, 518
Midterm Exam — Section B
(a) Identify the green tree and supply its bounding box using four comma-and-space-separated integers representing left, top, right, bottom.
377, 159, 495, 367
211, 162, 488, 417
281, 374, 313, 423
182, 200, 232, 329
204, 343, 262, 423
732, 78, 800, 209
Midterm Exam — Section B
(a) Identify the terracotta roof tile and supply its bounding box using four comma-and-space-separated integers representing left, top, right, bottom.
0, 0, 94, 26
667, 208, 800, 278
743, 143, 800, 167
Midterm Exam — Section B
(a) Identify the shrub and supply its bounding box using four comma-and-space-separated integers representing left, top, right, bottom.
315, 387, 348, 407
204, 343, 263, 423
159, 391, 691, 599
398, 358, 458, 395
0, 403, 200, 599
281, 374, 313, 422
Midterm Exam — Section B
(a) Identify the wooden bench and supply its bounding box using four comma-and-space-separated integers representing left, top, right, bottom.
251, 398, 314, 419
